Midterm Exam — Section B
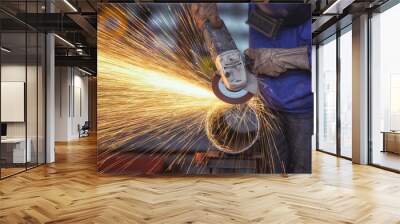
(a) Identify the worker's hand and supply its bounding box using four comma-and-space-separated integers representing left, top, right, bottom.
244, 46, 310, 77
191, 3, 223, 30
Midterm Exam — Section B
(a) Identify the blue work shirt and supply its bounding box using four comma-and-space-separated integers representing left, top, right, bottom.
249, 4, 313, 113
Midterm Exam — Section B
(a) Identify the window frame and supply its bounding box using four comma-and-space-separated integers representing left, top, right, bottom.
315, 24, 353, 161
367, 0, 400, 173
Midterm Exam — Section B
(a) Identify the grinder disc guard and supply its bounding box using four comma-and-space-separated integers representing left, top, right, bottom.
211, 75, 254, 104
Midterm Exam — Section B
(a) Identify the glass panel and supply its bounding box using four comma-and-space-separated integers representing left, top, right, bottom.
26, 0, 38, 169
339, 29, 352, 158
1, 31, 27, 177
318, 37, 337, 154
0, 1, 46, 178
371, 4, 400, 171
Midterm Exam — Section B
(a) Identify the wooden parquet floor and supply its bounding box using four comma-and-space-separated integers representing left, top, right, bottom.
1, 135, 400, 224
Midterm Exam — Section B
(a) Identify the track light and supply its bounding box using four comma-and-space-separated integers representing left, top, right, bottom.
63, 0, 78, 12
54, 34, 75, 48
322, 0, 354, 15
1, 47, 11, 53
78, 67, 94, 76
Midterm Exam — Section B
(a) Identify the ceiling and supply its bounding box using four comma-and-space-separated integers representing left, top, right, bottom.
1, 0, 395, 74
0, 0, 97, 73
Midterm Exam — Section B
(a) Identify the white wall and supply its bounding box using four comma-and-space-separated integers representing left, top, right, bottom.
73, 73, 89, 137
55, 67, 89, 141
55, 67, 70, 141
1, 82, 25, 122
1, 63, 46, 164
1, 65, 26, 139
1, 65, 40, 138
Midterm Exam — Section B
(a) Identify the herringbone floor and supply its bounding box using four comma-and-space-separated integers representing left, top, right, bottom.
1, 136, 400, 224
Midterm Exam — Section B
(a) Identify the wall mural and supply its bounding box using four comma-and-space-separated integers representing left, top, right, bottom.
97, 3, 312, 175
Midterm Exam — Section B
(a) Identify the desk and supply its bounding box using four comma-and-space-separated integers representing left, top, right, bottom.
1, 138, 31, 163
382, 131, 400, 154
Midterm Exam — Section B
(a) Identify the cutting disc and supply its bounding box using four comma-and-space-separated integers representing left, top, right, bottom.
211, 75, 254, 104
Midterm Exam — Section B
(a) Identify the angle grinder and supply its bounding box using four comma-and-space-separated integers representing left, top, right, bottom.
203, 20, 258, 104
202, 20, 260, 154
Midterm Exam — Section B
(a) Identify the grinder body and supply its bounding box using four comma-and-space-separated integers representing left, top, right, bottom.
203, 21, 257, 104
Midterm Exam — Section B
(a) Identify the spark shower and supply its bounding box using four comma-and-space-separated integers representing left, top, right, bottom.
97, 3, 284, 175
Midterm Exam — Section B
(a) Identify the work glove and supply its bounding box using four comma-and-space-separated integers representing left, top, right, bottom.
244, 46, 310, 77
191, 3, 223, 30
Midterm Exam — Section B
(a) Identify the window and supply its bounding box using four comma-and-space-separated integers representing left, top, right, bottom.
339, 28, 352, 158
370, 3, 400, 171
317, 36, 337, 154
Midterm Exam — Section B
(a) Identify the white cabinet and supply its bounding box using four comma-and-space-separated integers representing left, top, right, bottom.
1, 138, 32, 163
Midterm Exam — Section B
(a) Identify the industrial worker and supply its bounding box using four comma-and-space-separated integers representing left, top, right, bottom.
191, 3, 313, 173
